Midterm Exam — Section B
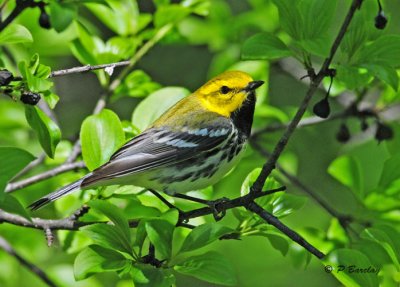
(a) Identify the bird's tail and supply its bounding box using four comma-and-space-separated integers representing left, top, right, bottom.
28, 176, 88, 211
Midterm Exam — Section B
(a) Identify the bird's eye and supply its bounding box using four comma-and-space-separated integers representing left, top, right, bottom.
220, 86, 230, 94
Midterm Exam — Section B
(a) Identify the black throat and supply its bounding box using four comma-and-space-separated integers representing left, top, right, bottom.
230, 92, 256, 139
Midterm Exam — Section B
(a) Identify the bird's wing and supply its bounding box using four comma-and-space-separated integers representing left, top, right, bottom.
81, 115, 232, 187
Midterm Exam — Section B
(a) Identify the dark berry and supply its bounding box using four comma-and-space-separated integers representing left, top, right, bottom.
21, 92, 41, 105
375, 12, 387, 29
313, 98, 330, 118
360, 119, 369, 131
375, 122, 393, 142
0, 70, 14, 86
39, 10, 51, 29
336, 123, 351, 143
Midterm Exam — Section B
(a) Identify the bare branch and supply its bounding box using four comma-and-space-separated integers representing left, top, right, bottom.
246, 202, 324, 258
11, 153, 46, 181
5, 161, 86, 193
0, 0, 36, 32
49, 61, 131, 78
250, 0, 363, 193
0, 236, 59, 287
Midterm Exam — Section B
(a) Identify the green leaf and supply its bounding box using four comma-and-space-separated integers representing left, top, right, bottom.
86, 0, 140, 36
271, 0, 302, 40
356, 35, 400, 68
361, 226, 400, 269
80, 109, 125, 170
42, 91, 60, 109
132, 87, 189, 131
154, 5, 190, 28
70, 39, 97, 65
268, 193, 307, 218
18, 60, 53, 92
82, 224, 132, 256
49, 2, 77, 32
241, 32, 292, 60
298, 0, 337, 40
113, 70, 161, 101
145, 219, 174, 259
0, 147, 35, 195
88, 200, 131, 246
361, 63, 399, 91
134, 264, 175, 287
25, 106, 61, 158
324, 249, 380, 287
174, 251, 237, 286
0, 194, 31, 220
335, 65, 372, 90
379, 153, 400, 188
263, 233, 289, 256
180, 223, 234, 253
241, 168, 281, 196
327, 155, 364, 198
0, 24, 33, 44
74, 244, 128, 280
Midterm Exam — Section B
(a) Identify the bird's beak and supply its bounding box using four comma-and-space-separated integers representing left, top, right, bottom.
245, 80, 264, 92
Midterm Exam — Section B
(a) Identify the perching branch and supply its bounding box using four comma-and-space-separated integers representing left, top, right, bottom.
250, 0, 363, 194
5, 161, 86, 193
0, 236, 59, 287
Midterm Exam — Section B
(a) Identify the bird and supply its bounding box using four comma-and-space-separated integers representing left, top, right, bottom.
28, 71, 264, 210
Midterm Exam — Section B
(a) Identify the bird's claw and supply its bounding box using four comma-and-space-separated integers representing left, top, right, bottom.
207, 197, 229, 221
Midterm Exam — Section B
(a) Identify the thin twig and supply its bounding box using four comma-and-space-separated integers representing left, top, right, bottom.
5, 161, 86, 193
0, 236, 59, 287
65, 140, 81, 163
147, 189, 180, 211
250, 0, 363, 193
11, 153, 46, 181
49, 61, 130, 78
246, 202, 324, 259
0, 0, 34, 32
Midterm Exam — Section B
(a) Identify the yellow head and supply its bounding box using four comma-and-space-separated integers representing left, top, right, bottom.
195, 71, 264, 117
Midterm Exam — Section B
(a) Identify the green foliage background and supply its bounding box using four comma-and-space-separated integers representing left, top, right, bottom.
1, 0, 400, 286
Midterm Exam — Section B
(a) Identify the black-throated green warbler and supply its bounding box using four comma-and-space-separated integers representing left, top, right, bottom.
29, 71, 264, 210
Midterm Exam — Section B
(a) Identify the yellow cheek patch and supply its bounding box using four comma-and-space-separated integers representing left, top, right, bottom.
194, 70, 254, 117
199, 91, 247, 117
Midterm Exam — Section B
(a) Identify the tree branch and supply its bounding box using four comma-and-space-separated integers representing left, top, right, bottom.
250, 0, 363, 193
0, 0, 36, 32
0, 185, 325, 258
0, 236, 59, 287
5, 161, 86, 193
49, 61, 131, 78
246, 202, 324, 258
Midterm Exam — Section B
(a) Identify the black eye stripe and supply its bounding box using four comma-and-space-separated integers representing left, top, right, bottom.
220, 86, 230, 94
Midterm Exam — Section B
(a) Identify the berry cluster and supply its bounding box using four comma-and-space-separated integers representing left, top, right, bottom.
0, 69, 41, 105
335, 114, 393, 144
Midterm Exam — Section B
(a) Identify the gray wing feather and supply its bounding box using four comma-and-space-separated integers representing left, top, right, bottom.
81, 120, 232, 187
